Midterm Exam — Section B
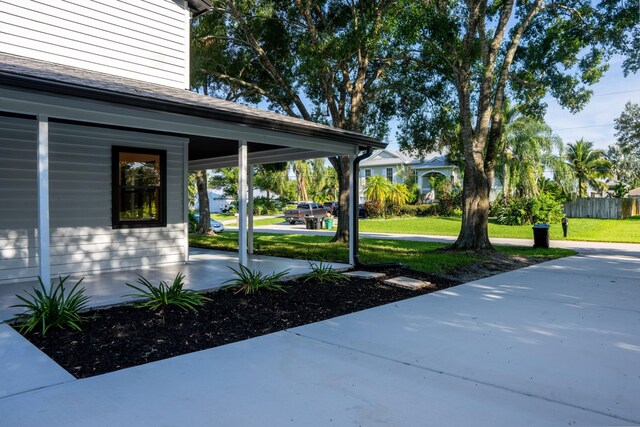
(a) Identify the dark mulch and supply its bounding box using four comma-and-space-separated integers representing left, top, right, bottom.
18, 254, 546, 379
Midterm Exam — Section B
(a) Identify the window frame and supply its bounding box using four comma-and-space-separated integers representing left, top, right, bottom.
112, 146, 167, 229
386, 167, 394, 183
364, 169, 372, 181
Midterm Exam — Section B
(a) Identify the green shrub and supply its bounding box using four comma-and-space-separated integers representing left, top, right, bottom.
304, 262, 349, 284
398, 205, 419, 216
496, 193, 564, 225
416, 204, 437, 216
223, 265, 290, 294
125, 272, 209, 312
363, 200, 385, 218
188, 211, 198, 233
11, 275, 90, 335
530, 192, 565, 224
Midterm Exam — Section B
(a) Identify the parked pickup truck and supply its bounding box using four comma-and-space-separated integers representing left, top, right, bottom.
284, 203, 328, 224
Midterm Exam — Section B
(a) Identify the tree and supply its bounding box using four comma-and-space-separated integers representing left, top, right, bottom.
497, 106, 563, 199
387, 183, 411, 214
395, 0, 636, 251
606, 144, 640, 188
292, 160, 310, 202
192, 1, 403, 242
364, 175, 392, 204
565, 139, 611, 198
195, 169, 211, 233
614, 101, 640, 154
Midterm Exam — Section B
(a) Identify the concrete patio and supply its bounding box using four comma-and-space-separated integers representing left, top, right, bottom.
0, 245, 638, 425
0, 248, 348, 322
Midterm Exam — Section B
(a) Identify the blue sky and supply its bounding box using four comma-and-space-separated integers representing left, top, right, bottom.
543, 56, 640, 151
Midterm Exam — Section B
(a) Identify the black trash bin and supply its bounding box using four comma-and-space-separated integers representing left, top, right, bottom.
532, 224, 550, 248
305, 217, 320, 230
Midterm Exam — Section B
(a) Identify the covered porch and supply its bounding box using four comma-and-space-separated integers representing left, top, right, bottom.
0, 248, 349, 322
0, 53, 384, 311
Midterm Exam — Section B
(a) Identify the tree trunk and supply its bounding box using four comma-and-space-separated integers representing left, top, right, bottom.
452, 161, 494, 251
196, 169, 210, 234
329, 156, 350, 243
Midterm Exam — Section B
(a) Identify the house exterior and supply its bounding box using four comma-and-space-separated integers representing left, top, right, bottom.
359, 150, 459, 202
0, 0, 384, 286
359, 149, 501, 202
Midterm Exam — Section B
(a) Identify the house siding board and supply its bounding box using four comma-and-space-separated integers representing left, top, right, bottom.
0, 116, 187, 284
0, 0, 188, 89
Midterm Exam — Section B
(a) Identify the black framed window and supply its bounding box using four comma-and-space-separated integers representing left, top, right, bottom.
112, 146, 167, 228
386, 167, 393, 182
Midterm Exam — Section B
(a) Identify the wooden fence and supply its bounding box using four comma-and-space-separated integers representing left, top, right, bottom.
563, 197, 640, 219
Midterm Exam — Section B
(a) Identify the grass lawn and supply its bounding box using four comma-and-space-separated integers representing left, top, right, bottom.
210, 215, 284, 226
358, 216, 640, 243
190, 232, 575, 274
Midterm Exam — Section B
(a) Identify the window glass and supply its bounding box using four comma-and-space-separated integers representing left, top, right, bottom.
386, 167, 393, 182
113, 147, 166, 228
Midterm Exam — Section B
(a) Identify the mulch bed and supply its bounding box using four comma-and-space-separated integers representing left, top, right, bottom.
17, 255, 545, 379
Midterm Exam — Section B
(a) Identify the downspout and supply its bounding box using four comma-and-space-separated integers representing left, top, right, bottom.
352, 146, 402, 268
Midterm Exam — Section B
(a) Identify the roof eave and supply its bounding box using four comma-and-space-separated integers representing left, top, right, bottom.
186, 0, 212, 17
0, 72, 385, 150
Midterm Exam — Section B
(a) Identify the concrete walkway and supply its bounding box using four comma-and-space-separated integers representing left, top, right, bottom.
0, 245, 638, 425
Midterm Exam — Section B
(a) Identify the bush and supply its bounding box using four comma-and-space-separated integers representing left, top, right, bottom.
398, 205, 418, 216
223, 265, 290, 295
416, 204, 437, 216
496, 193, 564, 225
304, 262, 349, 284
363, 200, 385, 218
253, 197, 281, 215
125, 273, 209, 312
11, 275, 90, 335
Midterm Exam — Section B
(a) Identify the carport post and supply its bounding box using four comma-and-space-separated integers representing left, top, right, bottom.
238, 140, 248, 266
37, 115, 51, 289
248, 165, 254, 254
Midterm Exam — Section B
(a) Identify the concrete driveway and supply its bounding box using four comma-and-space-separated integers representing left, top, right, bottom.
0, 247, 638, 425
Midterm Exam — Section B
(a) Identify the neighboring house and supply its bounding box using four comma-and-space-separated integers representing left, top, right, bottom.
360, 150, 500, 203
629, 187, 640, 197
0, 0, 384, 285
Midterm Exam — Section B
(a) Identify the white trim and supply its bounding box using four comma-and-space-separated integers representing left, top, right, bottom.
238, 140, 248, 266
248, 165, 254, 255
0, 88, 364, 156
37, 115, 51, 289
183, 140, 190, 263
184, 2, 191, 90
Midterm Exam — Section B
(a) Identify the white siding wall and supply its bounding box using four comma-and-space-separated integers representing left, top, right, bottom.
0, 0, 190, 89
0, 115, 187, 284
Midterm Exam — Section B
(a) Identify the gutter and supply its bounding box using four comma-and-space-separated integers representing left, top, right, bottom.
352, 147, 403, 269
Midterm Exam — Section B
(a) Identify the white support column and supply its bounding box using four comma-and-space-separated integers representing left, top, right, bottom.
37, 115, 51, 288
348, 153, 356, 266
238, 140, 248, 266
248, 165, 254, 255
183, 141, 190, 263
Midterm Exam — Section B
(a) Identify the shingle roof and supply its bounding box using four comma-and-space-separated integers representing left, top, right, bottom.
0, 53, 383, 148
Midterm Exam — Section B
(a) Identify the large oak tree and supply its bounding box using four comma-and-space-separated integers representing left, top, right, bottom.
395, 0, 637, 250
192, 0, 402, 242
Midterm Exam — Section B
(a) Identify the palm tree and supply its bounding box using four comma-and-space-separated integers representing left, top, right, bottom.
364, 175, 392, 203
387, 183, 411, 207
565, 139, 612, 197
497, 104, 563, 199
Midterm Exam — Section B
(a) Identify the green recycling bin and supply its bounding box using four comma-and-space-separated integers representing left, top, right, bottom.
324, 218, 334, 229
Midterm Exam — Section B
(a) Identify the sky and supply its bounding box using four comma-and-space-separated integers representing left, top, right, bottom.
543, 56, 640, 151
385, 56, 640, 153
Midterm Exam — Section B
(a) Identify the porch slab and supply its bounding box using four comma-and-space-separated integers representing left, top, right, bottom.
0, 323, 74, 399
0, 248, 349, 322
